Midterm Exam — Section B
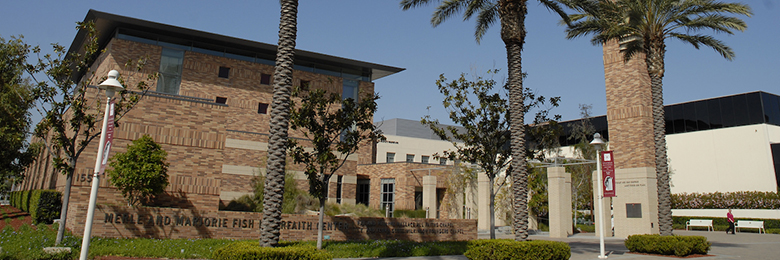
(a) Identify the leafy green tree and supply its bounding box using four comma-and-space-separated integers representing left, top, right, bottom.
566, 104, 596, 225
288, 84, 383, 250
401, 0, 569, 240
564, 0, 751, 235
107, 135, 169, 206
27, 21, 154, 245
0, 36, 40, 193
423, 70, 561, 238
261, 0, 299, 247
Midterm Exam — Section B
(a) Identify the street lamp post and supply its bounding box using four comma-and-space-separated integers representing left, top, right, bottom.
590, 133, 607, 259
79, 70, 124, 260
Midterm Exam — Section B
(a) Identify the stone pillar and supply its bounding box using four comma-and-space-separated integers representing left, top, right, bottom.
341, 175, 357, 205
478, 173, 490, 231
612, 167, 659, 238
548, 167, 572, 238
592, 171, 612, 238
422, 175, 437, 218
327, 175, 339, 204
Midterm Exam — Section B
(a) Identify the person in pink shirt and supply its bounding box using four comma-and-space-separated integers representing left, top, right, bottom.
726, 209, 735, 234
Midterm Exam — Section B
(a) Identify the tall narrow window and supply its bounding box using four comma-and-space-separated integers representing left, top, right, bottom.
356, 179, 370, 206
336, 175, 343, 204
343, 79, 359, 101
381, 178, 395, 213
386, 152, 395, 163
157, 48, 185, 95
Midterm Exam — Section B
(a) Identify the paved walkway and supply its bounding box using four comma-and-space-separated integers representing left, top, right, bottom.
336, 230, 780, 260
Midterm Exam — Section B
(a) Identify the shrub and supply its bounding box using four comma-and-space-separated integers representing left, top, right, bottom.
464, 239, 570, 260
29, 190, 61, 224
393, 209, 426, 218
672, 191, 780, 209
213, 241, 331, 260
625, 234, 710, 257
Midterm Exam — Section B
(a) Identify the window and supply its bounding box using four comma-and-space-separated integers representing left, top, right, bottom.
381, 179, 395, 213
386, 152, 395, 163
343, 79, 358, 101
356, 179, 370, 206
215, 97, 227, 104
157, 48, 185, 94
260, 73, 271, 85
406, 154, 414, 163
336, 175, 343, 204
218, 66, 230, 78
439, 158, 447, 165
258, 103, 269, 114
300, 80, 311, 89
421, 156, 429, 164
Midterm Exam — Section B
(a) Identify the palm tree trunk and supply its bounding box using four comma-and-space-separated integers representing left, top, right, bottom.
501, 0, 530, 242
260, 0, 298, 247
646, 42, 673, 236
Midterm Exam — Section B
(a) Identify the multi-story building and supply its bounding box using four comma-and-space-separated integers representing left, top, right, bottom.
20, 10, 404, 238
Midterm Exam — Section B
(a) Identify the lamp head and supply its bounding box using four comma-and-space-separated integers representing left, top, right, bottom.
590, 133, 605, 149
98, 70, 124, 98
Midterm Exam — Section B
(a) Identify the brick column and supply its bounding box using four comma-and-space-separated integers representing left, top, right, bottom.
422, 175, 437, 218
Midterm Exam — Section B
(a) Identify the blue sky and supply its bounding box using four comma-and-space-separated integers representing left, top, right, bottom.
2, 0, 777, 125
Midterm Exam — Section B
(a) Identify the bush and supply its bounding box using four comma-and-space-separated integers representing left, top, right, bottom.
625, 234, 710, 257
393, 209, 427, 218
672, 191, 780, 209
29, 190, 61, 224
673, 216, 780, 232
464, 239, 570, 260
213, 241, 331, 260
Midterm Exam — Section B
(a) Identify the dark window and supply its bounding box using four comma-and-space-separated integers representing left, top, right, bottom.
772, 144, 780, 189
707, 99, 723, 129
439, 158, 447, 165
406, 154, 414, 163
683, 102, 697, 132
356, 179, 370, 206
260, 73, 271, 85
746, 92, 764, 125
694, 100, 710, 131
414, 191, 423, 210
763, 92, 780, 126
733, 94, 750, 126
218, 66, 230, 78
626, 203, 642, 218
257, 103, 269, 114
671, 104, 685, 134
664, 106, 674, 134
157, 48, 184, 95
721, 96, 736, 127
215, 97, 227, 104
336, 175, 343, 204
381, 179, 395, 213
386, 152, 395, 163
421, 156, 429, 164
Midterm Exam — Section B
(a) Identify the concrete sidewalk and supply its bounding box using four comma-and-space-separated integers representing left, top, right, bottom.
336, 230, 780, 260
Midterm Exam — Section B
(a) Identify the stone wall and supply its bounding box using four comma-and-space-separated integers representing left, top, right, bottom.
83, 205, 477, 241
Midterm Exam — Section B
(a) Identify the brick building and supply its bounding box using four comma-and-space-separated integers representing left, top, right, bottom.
19, 10, 411, 238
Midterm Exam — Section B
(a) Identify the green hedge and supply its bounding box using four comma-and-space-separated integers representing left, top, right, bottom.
213, 241, 332, 260
393, 209, 427, 218
8, 190, 61, 224
464, 239, 570, 260
625, 234, 710, 257
672, 191, 780, 209
29, 190, 62, 224
673, 216, 780, 232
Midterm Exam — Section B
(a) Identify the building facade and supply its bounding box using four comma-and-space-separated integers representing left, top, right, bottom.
20, 10, 404, 238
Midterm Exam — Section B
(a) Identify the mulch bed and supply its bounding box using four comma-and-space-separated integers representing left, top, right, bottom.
0, 205, 33, 230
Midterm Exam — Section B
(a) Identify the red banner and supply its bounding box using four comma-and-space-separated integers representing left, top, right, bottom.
99, 99, 116, 175
601, 151, 616, 197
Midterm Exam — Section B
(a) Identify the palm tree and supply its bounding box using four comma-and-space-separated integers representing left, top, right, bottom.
563, 0, 751, 235
400, 0, 568, 241
260, 0, 299, 247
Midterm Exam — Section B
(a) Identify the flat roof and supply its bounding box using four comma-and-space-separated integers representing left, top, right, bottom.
68, 10, 404, 82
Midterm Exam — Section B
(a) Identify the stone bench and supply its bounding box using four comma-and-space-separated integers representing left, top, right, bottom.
686, 219, 713, 231
736, 220, 765, 234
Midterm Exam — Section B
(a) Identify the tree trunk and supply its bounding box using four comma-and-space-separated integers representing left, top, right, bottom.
55, 170, 73, 245
260, 0, 298, 247
646, 41, 672, 236
500, 0, 529, 242
317, 197, 325, 250
488, 176, 496, 239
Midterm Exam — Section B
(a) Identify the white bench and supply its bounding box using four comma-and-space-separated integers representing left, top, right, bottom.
686, 219, 713, 231
736, 220, 765, 234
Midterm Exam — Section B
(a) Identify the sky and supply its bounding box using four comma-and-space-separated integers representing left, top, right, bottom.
1, 0, 778, 125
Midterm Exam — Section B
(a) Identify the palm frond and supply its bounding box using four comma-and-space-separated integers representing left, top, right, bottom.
432, 0, 471, 26
670, 33, 734, 60
474, 2, 499, 43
